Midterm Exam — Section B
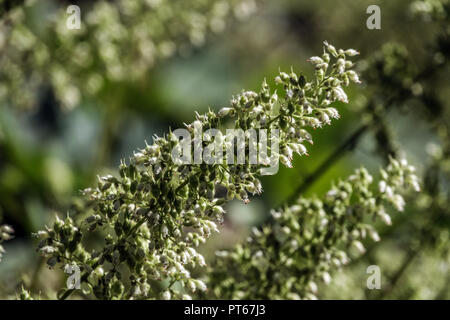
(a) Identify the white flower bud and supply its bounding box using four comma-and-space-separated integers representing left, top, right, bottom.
325, 107, 340, 119
1, 225, 13, 234
368, 229, 380, 242
307, 56, 323, 65
195, 279, 207, 292
393, 194, 405, 212
322, 272, 331, 284
347, 70, 361, 83
379, 210, 392, 225
319, 112, 331, 125
218, 107, 232, 117
411, 179, 421, 192
283, 145, 293, 160
353, 240, 366, 254
291, 143, 308, 156
187, 280, 197, 292
308, 281, 318, 293
161, 290, 171, 300
385, 187, 395, 202
306, 117, 322, 128
336, 58, 345, 74
323, 41, 337, 56
271, 210, 282, 219
280, 155, 292, 168
161, 225, 169, 237
196, 254, 206, 267
332, 87, 348, 103
205, 221, 219, 233
187, 247, 197, 258
95, 267, 105, 277
270, 92, 278, 104
249, 104, 263, 117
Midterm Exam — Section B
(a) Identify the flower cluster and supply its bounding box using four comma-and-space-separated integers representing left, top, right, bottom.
207, 157, 420, 300
0, 224, 14, 263
411, 0, 449, 21
0, 0, 256, 110
34, 42, 360, 299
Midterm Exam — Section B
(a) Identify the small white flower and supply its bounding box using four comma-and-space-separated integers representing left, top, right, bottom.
385, 186, 393, 198
323, 41, 337, 56
320, 112, 331, 125
187, 280, 196, 292
215, 250, 229, 258
250, 104, 263, 117
308, 56, 323, 65
411, 179, 421, 192
161, 225, 169, 237
336, 58, 345, 74
393, 194, 405, 212
379, 211, 392, 225
283, 145, 293, 160
280, 155, 292, 168
332, 87, 348, 103
326, 189, 338, 199
353, 241, 366, 254
368, 229, 380, 242
1, 225, 14, 234
187, 247, 197, 258
196, 254, 206, 267
271, 210, 282, 219
322, 272, 331, 284
291, 143, 307, 156
308, 281, 318, 293
307, 117, 322, 128
41, 246, 56, 255
325, 107, 340, 119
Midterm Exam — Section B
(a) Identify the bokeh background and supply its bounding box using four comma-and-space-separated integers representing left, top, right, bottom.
0, 0, 449, 299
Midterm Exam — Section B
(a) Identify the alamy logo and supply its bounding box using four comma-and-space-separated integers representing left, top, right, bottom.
66, 5, 81, 30
171, 124, 280, 175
